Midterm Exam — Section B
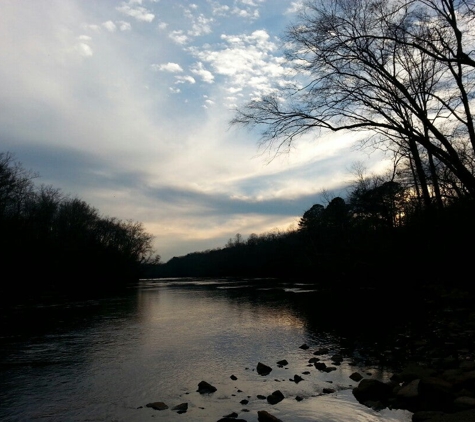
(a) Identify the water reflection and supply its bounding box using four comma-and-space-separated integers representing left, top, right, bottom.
0, 278, 412, 422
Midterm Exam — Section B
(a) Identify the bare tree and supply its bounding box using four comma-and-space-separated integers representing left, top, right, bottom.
231, 0, 475, 198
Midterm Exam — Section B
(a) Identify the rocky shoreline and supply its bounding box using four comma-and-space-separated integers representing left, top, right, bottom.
142, 286, 475, 422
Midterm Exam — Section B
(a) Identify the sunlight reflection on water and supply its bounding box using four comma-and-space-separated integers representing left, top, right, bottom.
0, 278, 412, 422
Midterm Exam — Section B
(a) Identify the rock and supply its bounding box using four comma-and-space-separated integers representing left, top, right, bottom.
146, 401, 168, 410
223, 412, 239, 418
353, 379, 393, 404
230, 375, 238, 380
293, 374, 304, 383
197, 381, 217, 394
331, 354, 343, 363
276, 359, 288, 366
240, 399, 249, 405
314, 347, 329, 355
267, 390, 285, 405
299, 344, 310, 349
453, 396, 475, 410
217, 419, 247, 422
257, 394, 266, 399
324, 366, 337, 372
308, 357, 320, 363
323, 388, 336, 394
350, 372, 364, 382
257, 362, 272, 376
172, 403, 188, 413
295, 396, 303, 401
302, 371, 311, 375
314, 362, 327, 371
396, 379, 420, 401
418, 377, 454, 410
413, 409, 475, 421
257, 410, 283, 422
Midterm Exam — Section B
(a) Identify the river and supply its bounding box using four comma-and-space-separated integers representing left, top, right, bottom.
0, 278, 412, 421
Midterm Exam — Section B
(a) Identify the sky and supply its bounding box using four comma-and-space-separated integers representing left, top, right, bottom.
0, 0, 390, 262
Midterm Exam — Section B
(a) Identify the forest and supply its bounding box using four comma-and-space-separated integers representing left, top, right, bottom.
0, 152, 160, 294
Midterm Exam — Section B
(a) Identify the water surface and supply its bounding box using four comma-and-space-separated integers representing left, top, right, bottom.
0, 278, 412, 421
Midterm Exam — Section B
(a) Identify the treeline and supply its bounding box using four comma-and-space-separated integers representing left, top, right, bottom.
154, 166, 475, 289
0, 152, 159, 292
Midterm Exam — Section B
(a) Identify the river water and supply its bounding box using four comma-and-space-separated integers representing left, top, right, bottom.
0, 278, 412, 422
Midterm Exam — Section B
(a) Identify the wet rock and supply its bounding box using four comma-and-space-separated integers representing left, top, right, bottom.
353, 379, 393, 404
257, 362, 272, 376
350, 372, 363, 382
308, 357, 320, 363
314, 347, 329, 355
299, 344, 309, 350
257, 410, 283, 422
197, 381, 217, 394
314, 362, 327, 371
172, 403, 188, 413
267, 390, 285, 405
146, 401, 168, 411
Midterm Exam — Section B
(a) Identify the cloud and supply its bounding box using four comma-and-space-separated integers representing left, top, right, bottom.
75, 42, 93, 57
175, 75, 196, 84
232, 7, 259, 19
187, 30, 289, 102
183, 8, 213, 37
118, 21, 132, 31
152, 62, 184, 72
116, 2, 155, 22
190, 62, 214, 83
102, 21, 117, 32
169, 30, 190, 45
285, 1, 304, 14
210, 2, 230, 16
